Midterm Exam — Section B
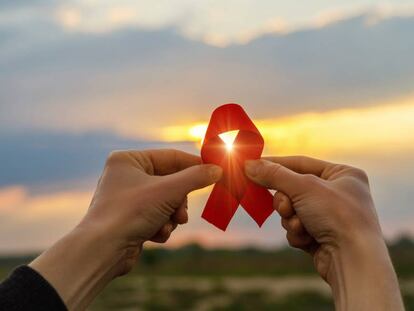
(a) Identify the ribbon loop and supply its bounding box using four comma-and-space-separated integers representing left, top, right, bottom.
201, 103, 274, 231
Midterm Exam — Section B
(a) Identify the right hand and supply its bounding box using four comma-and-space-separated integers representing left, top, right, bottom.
244, 156, 383, 280
245, 156, 404, 310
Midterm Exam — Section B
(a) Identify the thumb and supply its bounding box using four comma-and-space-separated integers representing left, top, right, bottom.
164, 164, 222, 195
245, 159, 307, 197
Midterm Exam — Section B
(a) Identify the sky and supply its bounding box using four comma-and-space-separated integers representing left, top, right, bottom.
1, 0, 414, 253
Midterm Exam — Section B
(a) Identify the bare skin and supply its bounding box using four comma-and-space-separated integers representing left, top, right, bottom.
28, 150, 404, 310
245, 156, 405, 311
29, 149, 222, 310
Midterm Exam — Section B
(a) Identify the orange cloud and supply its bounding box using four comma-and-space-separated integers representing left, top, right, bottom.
0, 185, 212, 253
163, 100, 414, 157
0, 186, 27, 213
0, 186, 92, 252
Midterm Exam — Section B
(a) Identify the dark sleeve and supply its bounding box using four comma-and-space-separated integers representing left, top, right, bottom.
0, 265, 67, 311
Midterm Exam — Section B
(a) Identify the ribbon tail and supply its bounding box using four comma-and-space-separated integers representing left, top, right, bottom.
240, 182, 274, 227
202, 182, 239, 231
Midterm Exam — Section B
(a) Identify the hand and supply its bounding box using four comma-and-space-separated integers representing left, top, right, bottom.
30, 149, 222, 310
81, 149, 222, 274
245, 156, 404, 311
246, 156, 379, 279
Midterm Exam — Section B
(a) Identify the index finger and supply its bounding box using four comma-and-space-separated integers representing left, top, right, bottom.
263, 156, 334, 178
130, 149, 201, 175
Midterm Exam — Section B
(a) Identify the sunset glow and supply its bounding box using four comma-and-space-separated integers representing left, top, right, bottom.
189, 124, 208, 142
2, 0, 414, 253
166, 100, 414, 157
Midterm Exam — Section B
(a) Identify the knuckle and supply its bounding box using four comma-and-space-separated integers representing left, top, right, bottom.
286, 232, 299, 248
351, 167, 369, 183
200, 164, 212, 175
263, 163, 282, 184
195, 165, 215, 185
279, 205, 294, 218
335, 165, 369, 183
274, 192, 291, 215
275, 190, 288, 201
106, 150, 127, 166
166, 148, 180, 168
301, 174, 320, 186
290, 218, 301, 233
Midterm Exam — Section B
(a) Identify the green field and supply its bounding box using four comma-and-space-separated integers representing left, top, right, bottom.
1, 236, 413, 310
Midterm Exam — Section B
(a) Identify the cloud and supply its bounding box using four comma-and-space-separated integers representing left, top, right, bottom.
0, 186, 27, 213
0, 182, 285, 253
2, 1, 414, 46
0, 185, 91, 253
0, 131, 197, 189
0, 127, 413, 253
1, 3, 414, 252
46, 2, 414, 46
1, 13, 414, 139
162, 100, 414, 159
1, 149, 413, 254
53, 5, 147, 33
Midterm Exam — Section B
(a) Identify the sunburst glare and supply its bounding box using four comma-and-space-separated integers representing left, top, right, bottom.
219, 130, 239, 151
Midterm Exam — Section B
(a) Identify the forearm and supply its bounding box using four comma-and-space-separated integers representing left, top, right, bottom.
29, 225, 130, 311
328, 233, 404, 311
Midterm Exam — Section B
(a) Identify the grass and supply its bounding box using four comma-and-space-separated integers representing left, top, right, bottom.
1, 236, 413, 310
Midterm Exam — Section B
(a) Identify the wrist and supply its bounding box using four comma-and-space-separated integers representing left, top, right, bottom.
29, 223, 135, 310
326, 231, 404, 311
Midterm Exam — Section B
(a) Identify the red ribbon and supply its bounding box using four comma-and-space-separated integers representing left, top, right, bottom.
201, 103, 274, 231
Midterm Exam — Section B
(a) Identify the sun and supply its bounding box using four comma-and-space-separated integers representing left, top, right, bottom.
219, 130, 239, 151
188, 124, 239, 151
189, 124, 208, 142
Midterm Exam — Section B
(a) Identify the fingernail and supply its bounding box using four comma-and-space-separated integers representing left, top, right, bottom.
209, 165, 223, 181
245, 160, 260, 177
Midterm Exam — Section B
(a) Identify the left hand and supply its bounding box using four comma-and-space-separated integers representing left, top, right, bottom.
30, 149, 222, 310
79, 149, 222, 275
